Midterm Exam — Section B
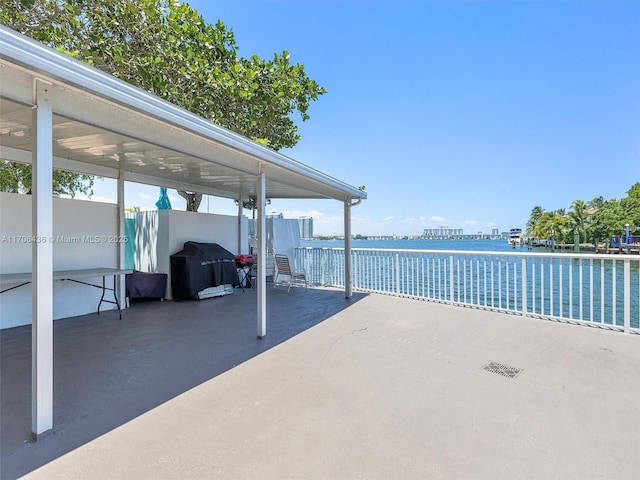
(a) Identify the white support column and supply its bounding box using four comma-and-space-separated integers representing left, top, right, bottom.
344, 199, 352, 298
117, 173, 126, 308
256, 171, 267, 338
237, 192, 244, 254
32, 79, 54, 439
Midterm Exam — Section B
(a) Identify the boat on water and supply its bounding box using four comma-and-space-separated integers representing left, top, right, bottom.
508, 228, 524, 247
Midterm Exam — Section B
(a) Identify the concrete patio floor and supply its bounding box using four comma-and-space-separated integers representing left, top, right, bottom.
2, 287, 640, 479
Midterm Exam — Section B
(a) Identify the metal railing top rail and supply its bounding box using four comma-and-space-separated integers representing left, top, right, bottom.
298, 246, 640, 261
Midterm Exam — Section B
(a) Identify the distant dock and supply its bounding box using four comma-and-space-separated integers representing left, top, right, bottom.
534, 243, 640, 255
595, 245, 640, 255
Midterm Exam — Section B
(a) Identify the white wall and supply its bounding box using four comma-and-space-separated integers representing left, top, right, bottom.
248, 217, 301, 276
0, 192, 119, 329
167, 210, 242, 263
271, 218, 302, 262
131, 209, 248, 299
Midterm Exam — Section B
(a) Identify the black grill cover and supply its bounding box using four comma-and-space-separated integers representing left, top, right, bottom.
170, 242, 240, 300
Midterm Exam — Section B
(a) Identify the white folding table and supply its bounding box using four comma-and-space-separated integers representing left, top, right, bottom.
0, 268, 133, 319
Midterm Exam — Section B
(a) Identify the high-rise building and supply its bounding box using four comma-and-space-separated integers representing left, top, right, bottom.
422, 226, 463, 238
299, 217, 313, 240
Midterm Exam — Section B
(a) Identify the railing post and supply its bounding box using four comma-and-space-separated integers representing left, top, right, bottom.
624, 259, 630, 333
521, 257, 527, 316
352, 250, 358, 290
449, 254, 454, 305
395, 253, 400, 295
321, 248, 327, 286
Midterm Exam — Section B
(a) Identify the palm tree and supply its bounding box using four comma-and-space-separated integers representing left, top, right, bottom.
526, 206, 544, 238
569, 199, 588, 243
588, 196, 605, 210
534, 211, 567, 249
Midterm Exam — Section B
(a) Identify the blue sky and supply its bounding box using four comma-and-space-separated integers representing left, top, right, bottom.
89, 0, 640, 236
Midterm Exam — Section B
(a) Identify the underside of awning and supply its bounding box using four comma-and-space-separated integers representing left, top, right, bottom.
0, 26, 366, 203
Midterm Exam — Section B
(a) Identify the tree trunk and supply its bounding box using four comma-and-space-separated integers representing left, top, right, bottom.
177, 190, 202, 212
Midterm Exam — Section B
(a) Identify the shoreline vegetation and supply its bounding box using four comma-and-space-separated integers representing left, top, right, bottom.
524, 182, 639, 249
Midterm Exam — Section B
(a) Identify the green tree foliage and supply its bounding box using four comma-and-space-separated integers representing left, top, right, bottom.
590, 200, 624, 244
526, 206, 544, 237
533, 211, 567, 248
568, 199, 588, 243
620, 182, 640, 229
0, 160, 94, 197
0, 0, 326, 208
588, 196, 605, 209
526, 182, 640, 246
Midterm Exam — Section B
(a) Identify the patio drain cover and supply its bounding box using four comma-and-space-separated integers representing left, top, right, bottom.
482, 361, 522, 379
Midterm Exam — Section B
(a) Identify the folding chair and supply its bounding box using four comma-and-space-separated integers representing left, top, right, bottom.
273, 254, 307, 292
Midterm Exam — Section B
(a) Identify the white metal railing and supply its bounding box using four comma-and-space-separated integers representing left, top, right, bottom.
295, 247, 640, 334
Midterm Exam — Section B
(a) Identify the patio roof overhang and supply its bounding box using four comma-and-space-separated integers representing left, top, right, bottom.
0, 26, 366, 203
0, 25, 364, 440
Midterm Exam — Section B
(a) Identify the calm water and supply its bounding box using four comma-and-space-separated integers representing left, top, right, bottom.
302, 238, 521, 252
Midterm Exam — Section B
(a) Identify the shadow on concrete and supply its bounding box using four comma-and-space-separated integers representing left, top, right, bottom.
0, 286, 367, 480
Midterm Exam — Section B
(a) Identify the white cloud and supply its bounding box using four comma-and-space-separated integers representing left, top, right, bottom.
430, 216, 445, 222
281, 208, 326, 219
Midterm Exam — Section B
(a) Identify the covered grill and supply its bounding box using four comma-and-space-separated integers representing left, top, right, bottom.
170, 242, 240, 300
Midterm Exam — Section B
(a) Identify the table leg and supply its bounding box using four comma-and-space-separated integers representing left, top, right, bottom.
98, 275, 106, 315
97, 275, 123, 320
112, 275, 122, 320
